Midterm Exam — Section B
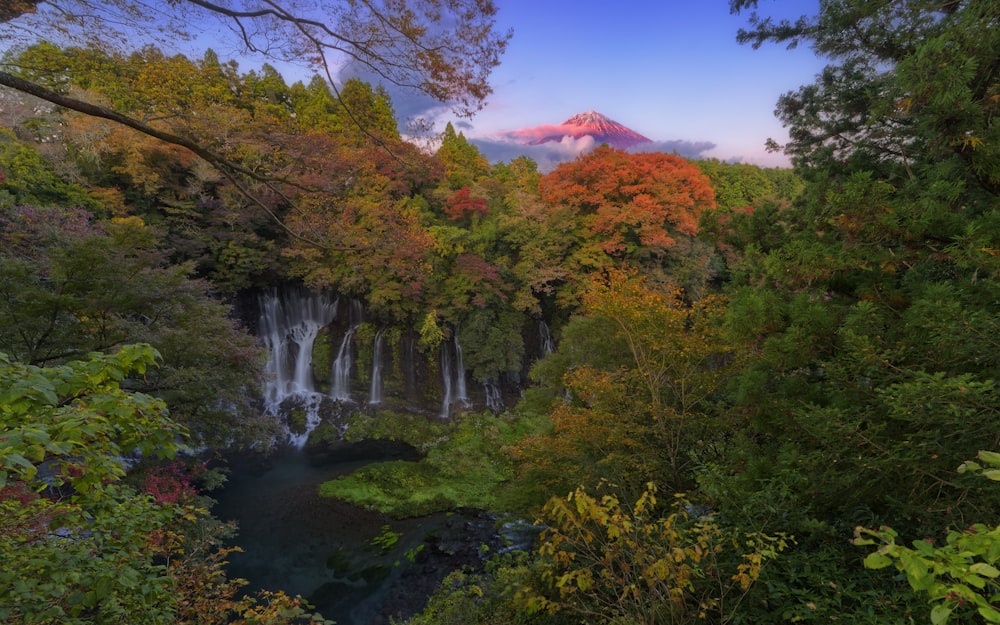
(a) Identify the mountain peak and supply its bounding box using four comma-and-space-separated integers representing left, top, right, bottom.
563, 110, 613, 126
505, 110, 651, 150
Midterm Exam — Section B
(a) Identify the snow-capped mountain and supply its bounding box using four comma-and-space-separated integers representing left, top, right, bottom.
505, 110, 652, 150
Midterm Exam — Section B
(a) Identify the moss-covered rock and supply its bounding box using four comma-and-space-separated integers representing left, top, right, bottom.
287, 408, 308, 435
307, 422, 341, 447
310, 329, 334, 389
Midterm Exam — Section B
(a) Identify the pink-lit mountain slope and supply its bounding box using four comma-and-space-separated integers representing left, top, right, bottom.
505, 110, 652, 150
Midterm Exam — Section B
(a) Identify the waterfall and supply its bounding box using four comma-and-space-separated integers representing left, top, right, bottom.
439, 342, 453, 419
368, 328, 385, 405
258, 286, 338, 409
483, 380, 503, 413
329, 299, 365, 403
440, 333, 471, 418
453, 333, 470, 408
257, 286, 338, 445
539, 320, 555, 356
330, 326, 357, 402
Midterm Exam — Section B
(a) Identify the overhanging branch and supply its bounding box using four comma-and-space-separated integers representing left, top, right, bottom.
0, 70, 362, 252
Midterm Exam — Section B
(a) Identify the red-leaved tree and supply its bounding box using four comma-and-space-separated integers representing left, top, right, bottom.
539, 146, 716, 259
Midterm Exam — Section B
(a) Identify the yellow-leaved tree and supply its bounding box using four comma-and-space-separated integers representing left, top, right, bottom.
514, 268, 754, 499
522, 481, 788, 625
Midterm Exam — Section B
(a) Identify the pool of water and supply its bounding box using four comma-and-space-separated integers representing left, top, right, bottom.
210, 446, 495, 625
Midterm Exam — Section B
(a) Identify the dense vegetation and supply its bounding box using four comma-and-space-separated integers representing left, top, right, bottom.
2, 0, 999, 624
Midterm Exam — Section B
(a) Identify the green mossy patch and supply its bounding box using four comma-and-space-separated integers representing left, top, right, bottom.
307, 422, 341, 447
319, 411, 548, 518
343, 410, 450, 452
287, 409, 308, 435
311, 330, 333, 389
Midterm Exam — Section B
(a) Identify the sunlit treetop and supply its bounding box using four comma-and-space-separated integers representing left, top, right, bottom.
539, 146, 716, 258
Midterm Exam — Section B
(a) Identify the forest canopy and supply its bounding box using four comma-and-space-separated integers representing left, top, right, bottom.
2, 0, 998, 624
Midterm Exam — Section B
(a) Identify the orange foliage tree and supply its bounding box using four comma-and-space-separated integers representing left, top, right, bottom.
538, 146, 716, 261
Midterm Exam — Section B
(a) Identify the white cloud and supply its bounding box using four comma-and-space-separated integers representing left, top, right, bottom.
469, 134, 718, 172
470, 134, 597, 172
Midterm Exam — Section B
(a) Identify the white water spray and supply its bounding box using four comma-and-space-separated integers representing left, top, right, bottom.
257, 287, 338, 445
439, 342, 453, 419
483, 380, 503, 413
330, 326, 357, 402
539, 320, 555, 356
368, 328, 385, 405
453, 333, 470, 409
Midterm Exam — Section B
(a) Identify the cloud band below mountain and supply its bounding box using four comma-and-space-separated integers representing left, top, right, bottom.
471, 135, 718, 172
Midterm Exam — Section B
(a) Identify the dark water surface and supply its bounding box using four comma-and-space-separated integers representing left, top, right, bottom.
211, 447, 496, 625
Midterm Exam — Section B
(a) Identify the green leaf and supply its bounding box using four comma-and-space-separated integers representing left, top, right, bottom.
979, 605, 1000, 624
978, 451, 1000, 467
6, 454, 37, 477
93, 576, 112, 599
931, 603, 953, 625
981, 469, 1000, 482
958, 461, 982, 474
864, 551, 894, 569
970, 563, 1000, 578
965, 575, 987, 589
902, 557, 934, 590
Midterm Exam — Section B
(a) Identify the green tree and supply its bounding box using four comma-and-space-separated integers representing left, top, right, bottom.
437, 122, 491, 190
4, 44, 285, 290
732, 0, 999, 194
0, 206, 266, 446
0, 345, 184, 624
337, 78, 400, 145
1, 1, 510, 118
693, 3, 1000, 623
720, 0, 1000, 533
0, 1, 511, 259
0, 128, 99, 209
695, 158, 801, 212
405, 560, 547, 625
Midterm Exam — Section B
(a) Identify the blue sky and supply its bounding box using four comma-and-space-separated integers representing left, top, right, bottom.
437, 1, 827, 169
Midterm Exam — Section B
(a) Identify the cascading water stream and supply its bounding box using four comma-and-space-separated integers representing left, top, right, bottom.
330, 326, 357, 402
258, 287, 338, 446
439, 343, 453, 419
439, 333, 471, 418
483, 380, 503, 413
453, 333, 470, 408
539, 320, 555, 356
329, 300, 365, 403
368, 329, 385, 405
